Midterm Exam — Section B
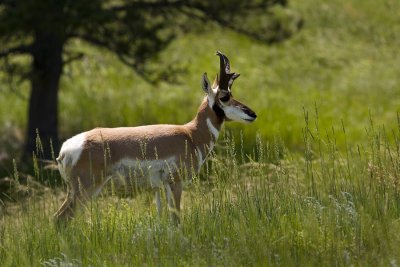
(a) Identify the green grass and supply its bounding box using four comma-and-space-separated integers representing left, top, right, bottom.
2, 0, 400, 265
2, 117, 400, 265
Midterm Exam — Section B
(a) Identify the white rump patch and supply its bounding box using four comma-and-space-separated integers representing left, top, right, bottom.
59, 132, 86, 169
206, 118, 219, 140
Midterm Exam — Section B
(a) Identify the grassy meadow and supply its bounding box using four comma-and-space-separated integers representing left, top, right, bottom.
2, 0, 400, 265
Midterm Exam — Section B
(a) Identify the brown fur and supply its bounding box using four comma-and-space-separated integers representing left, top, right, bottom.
73, 97, 220, 178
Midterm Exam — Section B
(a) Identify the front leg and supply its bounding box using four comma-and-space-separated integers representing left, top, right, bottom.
156, 181, 179, 224
154, 183, 173, 219
152, 169, 164, 217
164, 181, 173, 208
163, 181, 176, 223
153, 171, 181, 224
170, 181, 183, 225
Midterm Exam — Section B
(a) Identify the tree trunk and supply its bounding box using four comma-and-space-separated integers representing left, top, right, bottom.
24, 32, 63, 160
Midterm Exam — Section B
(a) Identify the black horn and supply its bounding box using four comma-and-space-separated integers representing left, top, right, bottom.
216, 51, 239, 91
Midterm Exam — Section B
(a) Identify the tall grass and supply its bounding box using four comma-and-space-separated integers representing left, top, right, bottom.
2, 111, 400, 266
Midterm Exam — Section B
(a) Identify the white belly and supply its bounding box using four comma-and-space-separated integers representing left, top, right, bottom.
110, 156, 178, 191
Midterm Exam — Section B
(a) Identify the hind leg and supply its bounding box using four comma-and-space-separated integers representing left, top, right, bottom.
53, 189, 74, 222
54, 174, 106, 223
53, 183, 90, 223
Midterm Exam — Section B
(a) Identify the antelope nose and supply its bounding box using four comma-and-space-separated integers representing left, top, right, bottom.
249, 111, 257, 119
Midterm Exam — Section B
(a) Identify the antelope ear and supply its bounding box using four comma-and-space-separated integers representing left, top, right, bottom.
212, 74, 219, 89
201, 72, 212, 94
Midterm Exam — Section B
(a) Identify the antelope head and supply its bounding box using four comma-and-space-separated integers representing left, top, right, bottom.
201, 51, 257, 123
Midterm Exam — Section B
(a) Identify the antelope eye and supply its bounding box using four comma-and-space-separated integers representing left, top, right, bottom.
219, 95, 230, 102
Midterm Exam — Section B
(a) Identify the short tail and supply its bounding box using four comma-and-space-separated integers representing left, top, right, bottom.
56, 153, 69, 182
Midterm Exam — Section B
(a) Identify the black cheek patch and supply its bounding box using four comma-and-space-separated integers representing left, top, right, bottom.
213, 103, 225, 118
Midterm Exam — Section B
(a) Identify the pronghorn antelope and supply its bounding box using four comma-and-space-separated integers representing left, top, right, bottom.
54, 51, 257, 223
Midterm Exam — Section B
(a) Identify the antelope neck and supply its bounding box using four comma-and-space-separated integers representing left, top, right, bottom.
185, 97, 224, 157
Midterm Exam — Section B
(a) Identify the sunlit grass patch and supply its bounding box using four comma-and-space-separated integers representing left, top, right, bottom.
2, 112, 400, 265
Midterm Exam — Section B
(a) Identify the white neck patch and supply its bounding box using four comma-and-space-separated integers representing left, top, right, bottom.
206, 118, 219, 140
